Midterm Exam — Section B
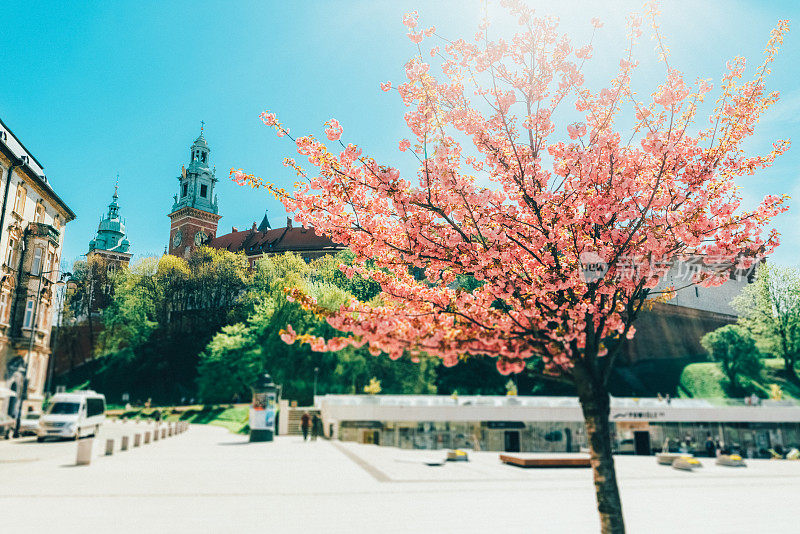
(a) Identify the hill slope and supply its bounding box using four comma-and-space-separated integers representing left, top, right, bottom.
679, 358, 800, 400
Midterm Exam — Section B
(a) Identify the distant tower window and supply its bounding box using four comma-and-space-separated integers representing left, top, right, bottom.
200, 184, 208, 198
182, 183, 188, 197
201, 152, 206, 163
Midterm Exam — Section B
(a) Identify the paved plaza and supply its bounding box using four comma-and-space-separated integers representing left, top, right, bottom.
1, 422, 798, 533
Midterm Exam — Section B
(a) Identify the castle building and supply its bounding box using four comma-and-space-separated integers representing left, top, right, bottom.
0, 116, 75, 415
167, 127, 221, 258
168, 128, 343, 264
88, 184, 131, 270
49, 186, 132, 382
209, 213, 344, 266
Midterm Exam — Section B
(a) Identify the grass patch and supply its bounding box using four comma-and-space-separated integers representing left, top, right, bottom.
110, 404, 251, 434
679, 359, 800, 400
679, 363, 729, 398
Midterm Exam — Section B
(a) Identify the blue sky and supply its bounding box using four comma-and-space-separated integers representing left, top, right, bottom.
0, 0, 798, 267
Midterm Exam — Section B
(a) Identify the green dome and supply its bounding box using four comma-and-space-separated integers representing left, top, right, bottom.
89, 186, 130, 254
192, 133, 209, 149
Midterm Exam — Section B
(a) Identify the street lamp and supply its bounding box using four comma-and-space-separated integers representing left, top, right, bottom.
13, 269, 72, 438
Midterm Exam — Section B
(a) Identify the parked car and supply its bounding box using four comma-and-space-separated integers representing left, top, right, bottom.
19, 411, 41, 436
37, 391, 106, 442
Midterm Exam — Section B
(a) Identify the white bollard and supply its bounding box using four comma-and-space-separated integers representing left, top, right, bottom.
121, 436, 129, 451
161, 428, 166, 439
105, 439, 114, 456
76, 438, 94, 466
134, 433, 141, 447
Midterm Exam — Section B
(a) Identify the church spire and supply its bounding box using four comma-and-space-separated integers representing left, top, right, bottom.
258, 209, 272, 232
89, 181, 130, 254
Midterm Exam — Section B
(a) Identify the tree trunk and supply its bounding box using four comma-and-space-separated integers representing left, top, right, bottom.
577, 382, 626, 534
784, 355, 798, 383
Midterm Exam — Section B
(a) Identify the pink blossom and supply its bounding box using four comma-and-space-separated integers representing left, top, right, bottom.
402, 11, 418, 29
279, 325, 297, 345
399, 139, 411, 152
407, 31, 424, 44
380, 81, 392, 92
259, 111, 277, 126
566, 122, 586, 139
324, 119, 343, 141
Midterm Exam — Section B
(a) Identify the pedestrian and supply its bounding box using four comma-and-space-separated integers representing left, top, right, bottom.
665, 394, 671, 405
311, 413, 321, 441
301, 411, 311, 441
704, 434, 715, 458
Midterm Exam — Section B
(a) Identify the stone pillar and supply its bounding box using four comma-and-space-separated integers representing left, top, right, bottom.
76, 438, 93, 465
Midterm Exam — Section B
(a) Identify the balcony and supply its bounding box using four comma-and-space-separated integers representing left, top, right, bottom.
26, 222, 60, 246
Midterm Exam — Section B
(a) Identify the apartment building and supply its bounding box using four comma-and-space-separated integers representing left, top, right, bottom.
0, 117, 75, 416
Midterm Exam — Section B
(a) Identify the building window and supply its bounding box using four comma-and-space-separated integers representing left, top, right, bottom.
45, 252, 54, 274
200, 184, 208, 198
53, 214, 61, 230
14, 185, 26, 215
34, 202, 45, 223
201, 152, 206, 163
23, 299, 35, 328
31, 247, 42, 275
182, 183, 188, 197
0, 293, 8, 324
6, 237, 16, 267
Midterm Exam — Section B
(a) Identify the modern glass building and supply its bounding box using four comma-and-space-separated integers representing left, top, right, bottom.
318, 395, 800, 458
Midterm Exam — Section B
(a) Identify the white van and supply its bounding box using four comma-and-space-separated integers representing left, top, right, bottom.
37, 391, 106, 441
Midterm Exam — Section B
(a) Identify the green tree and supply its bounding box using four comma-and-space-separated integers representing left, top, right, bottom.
701, 325, 762, 393
733, 264, 800, 382
64, 255, 116, 357
93, 247, 251, 402
197, 252, 435, 404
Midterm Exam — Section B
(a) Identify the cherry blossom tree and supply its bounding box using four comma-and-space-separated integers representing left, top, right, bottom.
234, 3, 789, 532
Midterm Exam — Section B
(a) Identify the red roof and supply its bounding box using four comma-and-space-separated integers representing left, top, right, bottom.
208, 225, 343, 256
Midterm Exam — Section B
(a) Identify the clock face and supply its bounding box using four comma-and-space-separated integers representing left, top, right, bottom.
194, 231, 207, 246
172, 230, 183, 247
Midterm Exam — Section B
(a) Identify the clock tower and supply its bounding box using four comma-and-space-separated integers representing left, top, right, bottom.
168, 124, 221, 257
